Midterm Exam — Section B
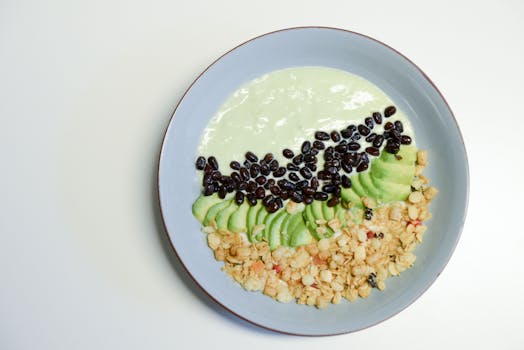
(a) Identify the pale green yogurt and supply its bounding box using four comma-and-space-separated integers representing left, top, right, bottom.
199, 66, 414, 170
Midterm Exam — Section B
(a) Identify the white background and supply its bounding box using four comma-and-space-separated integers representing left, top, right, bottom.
1, 0, 523, 349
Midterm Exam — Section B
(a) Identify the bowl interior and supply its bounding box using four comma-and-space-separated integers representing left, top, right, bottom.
158, 27, 468, 335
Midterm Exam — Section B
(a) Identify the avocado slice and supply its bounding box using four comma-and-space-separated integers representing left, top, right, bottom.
262, 211, 280, 242
321, 202, 335, 221
228, 201, 250, 233
351, 175, 370, 198
253, 205, 269, 241
281, 212, 303, 246
341, 188, 364, 208
192, 194, 222, 222
370, 159, 415, 185
371, 174, 411, 202
311, 200, 324, 222
203, 200, 232, 227
289, 220, 313, 247
268, 211, 288, 250
304, 204, 321, 240
216, 202, 238, 230
334, 204, 347, 227
359, 171, 380, 199
246, 202, 263, 241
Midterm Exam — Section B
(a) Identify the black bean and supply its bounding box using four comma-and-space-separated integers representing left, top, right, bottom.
394, 121, 404, 133
238, 182, 247, 191
231, 172, 241, 184
385, 144, 400, 154
327, 166, 338, 174
262, 164, 272, 176
358, 124, 370, 136
335, 143, 347, 153
202, 173, 212, 186
204, 163, 213, 175
295, 180, 309, 190
195, 156, 206, 170
322, 184, 336, 193
287, 163, 299, 171
267, 201, 279, 213
203, 184, 214, 196
246, 193, 257, 206
255, 176, 266, 185
302, 186, 315, 196
373, 135, 384, 148
262, 194, 274, 207
331, 173, 341, 184
341, 128, 353, 139
211, 171, 221, 181
283, 149, 294, 159
347, 142, 360, 151
400, 135, 412, 145
384, 105, 396, 118
367, 274, 377, 288
325, 146, 334, 155
365, 133, 377, 143
218, 186, 227, 199
350, 133, 361, 141
249, 164, 260, 178
314, 192, 328, 201
292, 154, 303, 165
208, 156, 219, 170
230, 161, 240, 170
310, 149, 319, 156
243, 160, 251, 169
306, 163, 317, 172
245, 151, 258, 163
313, 140, 325, 150
323, 152, 333, 162
372, 112, 382, 124
277, 179, 295, 191
301, 141, 311, 154
213, 182, 220, 192
317, 171, 329, 180
246, 181, 257, 193
280, 190, 289, 200
269, 159, 279, 171
259, 159, 267, 167
299, 167, 312, 179
310, 177, 319, 189
327, 196, 339, 207
273, 167, 286, 177
365, 147, 380, 156
330, 131, 341, 142
303, 196, 313, 205
347, 124, 357, 133
364, 208, 373, 220
378, 232, 384, 239
267, 178, 275, 186
361, 152, 369, 164
315, 131, 330, 141
334, 186, 342, 197
289, 172, 300, 182
269, 185, 281, 196
255, 187, 265, 199
341, 161, 352, 173
263, 153, 274, 163
357, 162, 369, 172
325, 159, 340, 168
290, 191, 303, 203
341, 175, 352, 188
304, 154, 316, 163
220, 175, 232, 184
226, 183, 235, 193
235, 191, 245, 205
365, 117, 374, 129
390, 129, 401, 141
240, 168, 250, 181
384, 122, 394, 131
275, 197, 283, 209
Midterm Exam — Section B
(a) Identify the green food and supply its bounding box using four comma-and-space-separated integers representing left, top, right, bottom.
229, 202, 250, 233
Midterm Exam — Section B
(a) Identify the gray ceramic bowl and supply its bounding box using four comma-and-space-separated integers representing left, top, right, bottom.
158, 27, 469, 335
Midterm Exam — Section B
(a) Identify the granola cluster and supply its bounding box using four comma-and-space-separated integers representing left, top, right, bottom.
203, 150, 437, 308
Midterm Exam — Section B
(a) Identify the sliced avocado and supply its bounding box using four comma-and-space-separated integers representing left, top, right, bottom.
216, 202, 238, 230
341, 188, 364, 208
351, 175, 370, 198
262, 211, 280, 242
321, 202, 335, 221
311, 200, 324, 222
304, 204, 321, 240
289, 220, 313, 247
192, 194, 222, 222
359, 171, 380, 199
370, 159, 415, 185
228, 201, 250, 233
246, 202, 263, 241
334, 204, 347, 227
278, 215, 291, 247
253, 205, 269, 241
269, 211, 288, 250
282, 212, 303, 246
203, 200, 232, 227
371, 174, 412, 202
380, 145, 417, 165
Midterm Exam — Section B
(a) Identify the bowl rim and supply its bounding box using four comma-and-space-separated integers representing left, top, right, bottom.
156, 26, 470, 336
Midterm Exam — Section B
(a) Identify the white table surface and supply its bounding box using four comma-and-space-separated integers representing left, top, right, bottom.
1, 0, 523, 348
